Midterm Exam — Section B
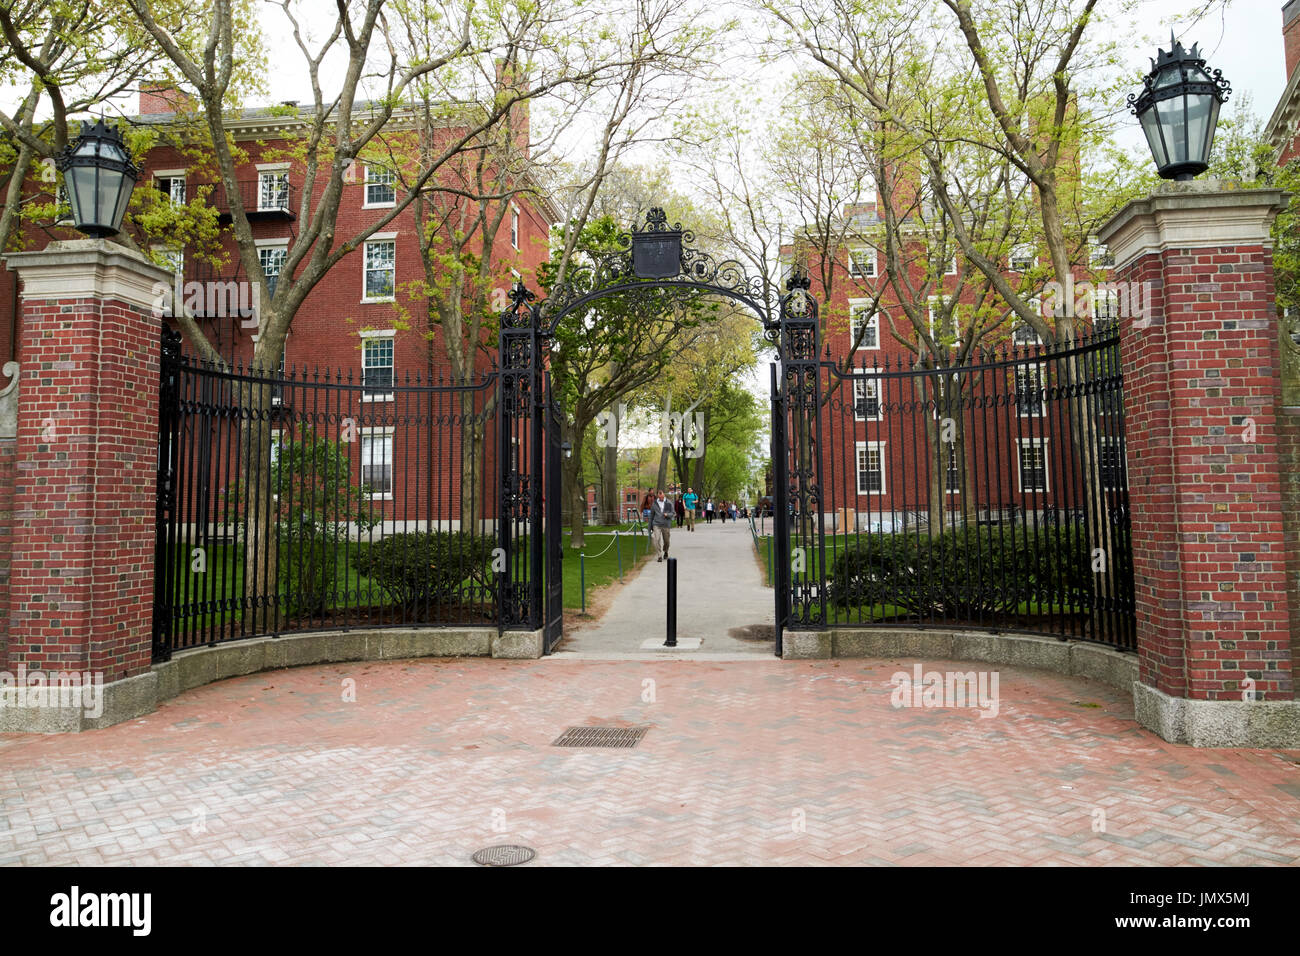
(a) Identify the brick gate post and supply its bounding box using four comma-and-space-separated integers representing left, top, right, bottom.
1098, 182, 1300, 747
1, 239, 170, 731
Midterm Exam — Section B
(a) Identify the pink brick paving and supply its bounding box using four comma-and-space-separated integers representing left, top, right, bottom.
0, 658, 1297, 866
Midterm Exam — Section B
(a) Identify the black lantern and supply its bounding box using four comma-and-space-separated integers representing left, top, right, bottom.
55, 118, 141, 236
1127, 34, 1231, 181
631, 208, 683, 279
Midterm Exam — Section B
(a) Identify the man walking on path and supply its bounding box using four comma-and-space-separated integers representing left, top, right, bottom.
650, 489, 674, 562
682, 487, 697, 531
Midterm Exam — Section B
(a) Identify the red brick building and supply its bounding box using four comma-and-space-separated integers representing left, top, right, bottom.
788, 198, 1123, 533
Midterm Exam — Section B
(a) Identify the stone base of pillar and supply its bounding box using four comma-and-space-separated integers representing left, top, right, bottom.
1133, 681, 1300, 748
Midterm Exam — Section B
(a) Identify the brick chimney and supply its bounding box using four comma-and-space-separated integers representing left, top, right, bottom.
138, 82, 190, 116
1285, 0, 1300, 80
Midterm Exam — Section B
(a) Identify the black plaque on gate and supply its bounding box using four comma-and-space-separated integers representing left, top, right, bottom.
631, 230, 682, 279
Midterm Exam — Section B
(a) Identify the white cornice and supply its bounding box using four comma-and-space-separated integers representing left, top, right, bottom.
3, 239, 172, 314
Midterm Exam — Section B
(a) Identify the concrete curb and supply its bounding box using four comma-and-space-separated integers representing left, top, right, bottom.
0, 627, 535, 733
782, 627, 1138, 694
1132, 682, 1300, 749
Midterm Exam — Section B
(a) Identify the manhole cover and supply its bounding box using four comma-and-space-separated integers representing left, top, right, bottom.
551, 725, 649, 748
472, 845, 536, 866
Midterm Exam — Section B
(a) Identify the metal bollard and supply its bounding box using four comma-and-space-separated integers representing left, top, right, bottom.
616, 531, 623, 580
580, 553, 586, 615
766, 536, 772, 585
664, 557, 677, 647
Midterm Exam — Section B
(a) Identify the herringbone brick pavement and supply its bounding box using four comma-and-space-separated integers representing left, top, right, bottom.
0, 658, 1296, 865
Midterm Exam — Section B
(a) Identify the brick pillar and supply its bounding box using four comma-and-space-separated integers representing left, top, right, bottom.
2, 240, 169, 727
1099, 183, 1300, 747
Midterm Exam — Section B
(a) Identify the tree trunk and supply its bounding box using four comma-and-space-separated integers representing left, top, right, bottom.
655, 391, 672, 490
565, 427, 587, 549
602, 407, 620, 524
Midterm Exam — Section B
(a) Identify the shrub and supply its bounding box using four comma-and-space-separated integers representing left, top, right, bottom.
828, 525, 1090, 618
364, 531, 496, 611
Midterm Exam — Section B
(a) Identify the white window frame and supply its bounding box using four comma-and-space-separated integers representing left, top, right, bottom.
256, 239, 288, 298
855, 440, 886, 495
359, 329, 395, 402
256, 164, 290, 212
928, 296, 961, 349
1009, 244, 1037, 272
849, 300, 880, 350
848, 246, 877, 279
1099, 435, 1124, 491
361, 234, 397, 303
943, 252, 957, 276
1089, 236, 1115, 269
1012, 321, 1043, 346
154, 169, 187, 206
1092, 287, 1122, 324
363, 164, 397, 208
1016, 437, 1050, 494
852, 377, 881, 421
360, 426, 395, 500
1015, 362, 1046, 418
510, 205, 520, 250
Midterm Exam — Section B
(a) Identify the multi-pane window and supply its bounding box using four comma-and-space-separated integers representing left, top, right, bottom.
362, 336, 394, 399
156, 175, 186, 205
1099, 436, 1124, 490
1089, 237, 1115, 268
511, 207, 520, 249
942, 253, 957, 275
853, 378, 880, 420
161, 248, 184, 277
1017, 439, 1049, 493
848, 247, 876, 278
258, 170, 289, 211
850, 305, 879, 349
856, 441, 885, 494
945, 442, 961, 493
1012, 322, 1042, 346
1093, 288, 1122, 326
364, 165, 396, 206
1015, 364, 1045, 416
1009, 244, 1036, 272
259, 246, 287, 297
361, 431, 394, 497
363, 239, 396, 300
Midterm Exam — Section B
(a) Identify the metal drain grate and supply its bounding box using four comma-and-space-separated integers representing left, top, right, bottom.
551, 725, 649, 748
472, 844, 536, 866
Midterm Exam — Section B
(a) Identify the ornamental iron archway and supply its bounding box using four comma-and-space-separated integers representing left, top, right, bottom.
496, 207, 823, 655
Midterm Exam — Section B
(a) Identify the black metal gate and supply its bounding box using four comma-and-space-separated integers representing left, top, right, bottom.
543, 375, 564, 652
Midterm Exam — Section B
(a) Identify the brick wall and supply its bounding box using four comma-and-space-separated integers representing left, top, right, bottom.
1118, 242, 1295, 701
7, 291, 159, 681
0, 436, 13, 671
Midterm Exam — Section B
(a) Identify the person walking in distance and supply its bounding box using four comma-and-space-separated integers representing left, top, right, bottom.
682, 487, 697, 531
641, 490, 654, 539
674, 494, 685, 528
705, 497, 714, 524
650, 489, 674, 562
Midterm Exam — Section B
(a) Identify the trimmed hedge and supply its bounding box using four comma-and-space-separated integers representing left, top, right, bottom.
827, 526, 1090, 617
363, 532, 495, 611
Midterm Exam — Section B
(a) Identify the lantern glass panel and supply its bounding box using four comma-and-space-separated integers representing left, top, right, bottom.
1155, 95, 1188, 164
64, 164, 98, 229
1184, 91, 1214, 166
1139, 107, 1168, 169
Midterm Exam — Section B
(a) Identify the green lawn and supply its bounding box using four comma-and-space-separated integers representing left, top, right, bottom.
163, 526, 652, 638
